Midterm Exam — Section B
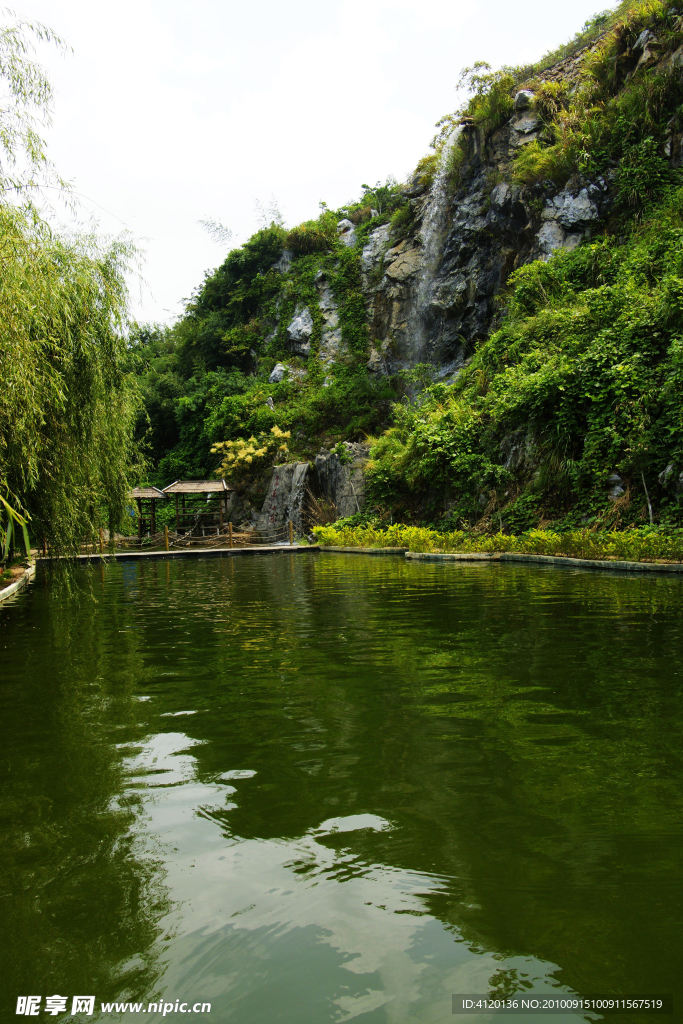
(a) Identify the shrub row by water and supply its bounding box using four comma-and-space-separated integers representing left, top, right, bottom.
313, 524, 683, 562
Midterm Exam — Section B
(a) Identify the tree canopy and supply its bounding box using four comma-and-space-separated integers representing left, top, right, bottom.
0, 14, 141, 557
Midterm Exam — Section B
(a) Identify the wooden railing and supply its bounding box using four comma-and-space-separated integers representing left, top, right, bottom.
91, 521, 297, 552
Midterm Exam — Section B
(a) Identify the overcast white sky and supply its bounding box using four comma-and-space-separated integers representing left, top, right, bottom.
24, 0, 612, 324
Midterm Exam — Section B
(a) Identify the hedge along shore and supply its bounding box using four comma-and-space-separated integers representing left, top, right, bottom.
405, 551, 683, 573
0, 563, 35, 604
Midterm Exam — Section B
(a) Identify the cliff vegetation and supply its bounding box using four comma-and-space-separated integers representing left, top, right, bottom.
132, 0, 683, 538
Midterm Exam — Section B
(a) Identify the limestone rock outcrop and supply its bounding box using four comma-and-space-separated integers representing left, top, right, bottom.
336, 219, 356, 247
269, 362, 287, 383
286, 307, 314, 357
315, 272, 345, 365
315, 443, 370, 519
258, 462, 310, 537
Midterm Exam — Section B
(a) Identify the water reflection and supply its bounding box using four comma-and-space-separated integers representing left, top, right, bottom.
1, 554, 682, 1022
118, 729, 567, 1023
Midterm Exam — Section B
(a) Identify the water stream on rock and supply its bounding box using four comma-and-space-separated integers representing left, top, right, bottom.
408, 126, 465, 365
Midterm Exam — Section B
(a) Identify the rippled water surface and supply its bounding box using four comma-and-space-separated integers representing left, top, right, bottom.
2, 552, 683, 1022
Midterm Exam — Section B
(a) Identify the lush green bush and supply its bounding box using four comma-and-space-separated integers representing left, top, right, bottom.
285, 223, 334, 255
313, 523, 683, 562
364, 185, 683, 529
513, 0, 683, 192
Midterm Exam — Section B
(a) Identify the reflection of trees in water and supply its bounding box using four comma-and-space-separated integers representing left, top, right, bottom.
0, 574, 171, 1004
4, 555, 682, 1009
184, 556, 683, 1002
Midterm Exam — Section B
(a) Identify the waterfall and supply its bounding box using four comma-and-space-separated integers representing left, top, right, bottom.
408, 125, 465, 364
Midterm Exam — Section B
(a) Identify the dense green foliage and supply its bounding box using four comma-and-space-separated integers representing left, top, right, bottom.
131, 191, 403, 485
0, 16, 141, 558
366, 189, 683, 530
130, 0, 683, 548
0, 205, 141, 554
512, 0, 683, 198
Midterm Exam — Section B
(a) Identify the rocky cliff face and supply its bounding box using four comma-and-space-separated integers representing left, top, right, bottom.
257, 443, 370, 536
141, 6, 683, 532
361, 102, 612, 379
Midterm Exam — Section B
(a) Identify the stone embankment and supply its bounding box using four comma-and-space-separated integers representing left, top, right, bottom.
0, 562, 35, 603
317, 547, 683, 574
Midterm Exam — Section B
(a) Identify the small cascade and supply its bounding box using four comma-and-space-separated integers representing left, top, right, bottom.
408, 126, 465, 363
257, 461, 311, 539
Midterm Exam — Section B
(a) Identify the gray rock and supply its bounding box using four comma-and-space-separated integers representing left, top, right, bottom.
269, 362, 287, 383
404, 173, 428, 198
634, 29, 652, 51
659, 463, 674, 486
258, 462, 310, 538
316, 280, 343, 365
490, 183, 511, 210
361, 224, 391, 269
512, 115, 540, 135
499, 428, 539, 473
367, 343, 390, 375
315, 444, 370, 519
636, 38, 660, 72
670, 44, 683, 68
514, 90, 535, 113
266, 396, 274, 410
271, 249, 294, 273
336, 219, 356, 247
607, 473, 625, 501
286, 306, 314, 357
536, 220, 570, 255
659, 464, 683, 503
543, 187, 600, 229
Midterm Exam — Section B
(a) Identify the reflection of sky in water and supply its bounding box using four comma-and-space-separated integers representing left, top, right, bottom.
119, 732, 575, 1024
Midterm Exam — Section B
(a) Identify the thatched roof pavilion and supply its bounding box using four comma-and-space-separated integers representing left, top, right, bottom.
129, 486, 166, 536
162, 480, 233, 531
163, 479, 232, 495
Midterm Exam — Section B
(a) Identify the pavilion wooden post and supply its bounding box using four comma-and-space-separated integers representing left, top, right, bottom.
99, 528, 104, 555
42, 537, 47, 558
175, 495, 179, 530
220, 501, 224, 530
136, 498, 143, 539
151, 500, 156, 536
289, 520, 294, 546
164, 525, 169, 551
228, 522, 233, 549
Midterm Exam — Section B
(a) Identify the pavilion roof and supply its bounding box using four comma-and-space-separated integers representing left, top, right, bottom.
130, 486, 166, 500
162, 479, 232, 494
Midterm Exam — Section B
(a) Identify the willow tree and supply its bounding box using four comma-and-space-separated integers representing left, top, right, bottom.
0, 15, 142, 556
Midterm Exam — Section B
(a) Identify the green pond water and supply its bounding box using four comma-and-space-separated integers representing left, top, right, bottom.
1, 552, 683, 1023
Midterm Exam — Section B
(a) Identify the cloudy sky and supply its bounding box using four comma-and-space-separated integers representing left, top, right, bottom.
24, 0, 610, 323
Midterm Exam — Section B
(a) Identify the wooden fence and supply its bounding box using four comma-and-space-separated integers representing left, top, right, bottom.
80, 521, 296, 554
